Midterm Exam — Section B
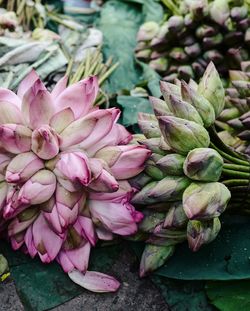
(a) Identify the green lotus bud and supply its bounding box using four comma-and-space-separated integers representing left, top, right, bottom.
169, 47, 189, 62
218, 131, 241, 147
168, 16, 184, 32
164, 94, 204, 125
241, 61, 250, 72
138, 113, 161, 138
196, 25, 218, 39
198, 62, 225, 117
183, 182, 231, 220
218, 107, 240, 121
148, 176, 191, 202
138, 137, 166, 155
184, 43, 201, 58
177, 65, 194, 81
164, 202, 188, 228
209, 0, 230, 26
229, 70, 249, 81
149, 58, 168, 72
231, 6, 248, 21
160, 81, 182, 102
152, 225, 186, 241
202, 34, 223, 49
132, 181, 159, 205
139, 211, 165, 233
187, 218, 221, 251
145, 159, 166, 180
149, 96, 172, 117
157, 153, 185, 176
136, 49, 152, 59
137, 21, 160, 42
238, 130, 250, 140
181, 80, 215, 127
203, 50, 223, 64
158, 116, 210, 155
139, 244, 175, 277
232, 81, 250, 97
183, 148, 223, 182
129, 172, 152, 190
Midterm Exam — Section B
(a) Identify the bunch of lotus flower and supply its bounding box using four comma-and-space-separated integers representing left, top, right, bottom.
136, 0, 250, 82
0, 71, 151, 292
217, 61, 250, 155
130, 62, 250, 276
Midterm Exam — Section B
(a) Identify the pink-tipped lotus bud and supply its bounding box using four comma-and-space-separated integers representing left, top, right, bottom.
139, 244, 175, 277
198, 62, 225, 117
164, 202, 188, 229
31, 125, 60, 160
94, 145, 151, 179
3, 186, 29, 219
44, 185, 85, 234
183, 182, 231, 220
0, 124, 32, 154
187, 218, 221, 251
88, 199, 138, 236
21, 78, 54, 129
137, 22, 160, 42
25, 213, 64, 263
8, 207, 39, 236
18, 170, 56, 205
6, 152, 44, 183
54, 152, 91, 187
158, 116, 210, 155
183, 148, 224, 182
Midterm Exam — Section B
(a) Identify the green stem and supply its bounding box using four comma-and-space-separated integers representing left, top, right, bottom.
161, 0, 180, 15
209, 126, 249, 162
210, 142, 250, 166
222, 168, 250, 179
223, 179, 250, 187
223, 163, 250, 172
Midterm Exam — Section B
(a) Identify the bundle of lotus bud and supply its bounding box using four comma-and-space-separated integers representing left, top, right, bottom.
135, 0, 250, 82
0, 71, 151, 292
129, 62, 250, 276
217, 61, 250, 155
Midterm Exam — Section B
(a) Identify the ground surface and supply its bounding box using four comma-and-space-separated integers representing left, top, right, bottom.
0, 250, 169, 311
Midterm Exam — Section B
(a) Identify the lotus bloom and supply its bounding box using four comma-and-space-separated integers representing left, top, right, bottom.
0, 71, 150, 292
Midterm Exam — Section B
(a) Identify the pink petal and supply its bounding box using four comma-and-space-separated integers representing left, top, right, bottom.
32, 214, 64, 262
68, 270, 120, 293
50, 108, 74, 134
88, 169, 119, 193
28, 90, 55, 129
55, 76, 99, 119
0, 124, 32, 154
73, 108, 120, 151
0, 88, 22, 108
51, 76, 68, 99
59, 242, 91, 273
86, 123, 131, 157
89, 200, 137, 236
17, 70, 40, 100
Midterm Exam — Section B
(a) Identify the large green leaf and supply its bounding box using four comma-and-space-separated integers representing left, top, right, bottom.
117, 95, 153, 128
152, 276, 215, 311
155, 215, 250, 280
97, 1, 143, 94
206, 280, 250, 311
0, 241, 121, 311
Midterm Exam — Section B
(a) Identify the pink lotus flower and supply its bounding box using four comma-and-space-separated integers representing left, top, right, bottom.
0, 71, 151, 292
